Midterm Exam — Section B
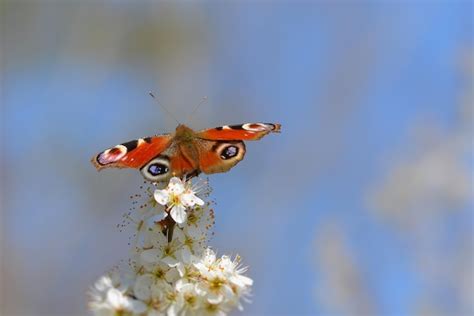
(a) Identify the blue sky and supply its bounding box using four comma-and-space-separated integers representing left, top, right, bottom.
2, 2, 473, 315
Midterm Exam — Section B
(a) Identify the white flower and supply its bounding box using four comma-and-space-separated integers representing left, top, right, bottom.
194, 250, 236, 305
89, 276, 115, 307
145, 281, 185, 316
199, 301, 229, 316
194, 248, 218, 273
106, 288, 147, 313
193, 249, 253, 309
176, 282, 202, 315
174, 226, 206, 258
89, 270, 133, 303
89, 278, 147, 316
218, 255, 253, 290
89, 177, 253, 316
154, 177, 205, 224
184, 205, 214, 243
134, 274, 155, 301
141, 227, 182, 266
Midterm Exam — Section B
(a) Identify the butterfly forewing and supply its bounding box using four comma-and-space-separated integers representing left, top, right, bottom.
92, 135, 172, 170
196, 123, 281, 141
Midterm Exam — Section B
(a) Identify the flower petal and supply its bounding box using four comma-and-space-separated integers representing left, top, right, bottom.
207, 292, 224, 304
168, 177, 185, 195
154, 189, 169, 205
230, 275, 254, 287
106, 288, 126, 308
140, 249, 162, 264
181, 193, 204, 207
94, 276, 113, 292
147, 230, 168, 248
193, 195, 205, 206
175, 262, 186, 278
167, 303, 179, 316
128, 299, 147, 313
185, 225, 206, 240
133, 274, 153, 301
161, 255, 178, 266
178, 248, 193, 264
176, 281, 194, 292
165, 267, 180, 283
179, 247, 196, 264
170, 205, 187, 224
172, 227, 185, 243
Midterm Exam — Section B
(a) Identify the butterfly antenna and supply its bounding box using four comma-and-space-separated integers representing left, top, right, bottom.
187, 96, 208, 123
149, 92, 180, 125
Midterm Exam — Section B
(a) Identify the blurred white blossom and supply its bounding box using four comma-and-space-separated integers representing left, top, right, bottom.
366, 62, 474, 314
314, 224, 375, 316
369, 128, 471, 226
369, 57, 473, 227
89, 273, 147, 316
89, 177, 252, 316
315, 57, 474, 315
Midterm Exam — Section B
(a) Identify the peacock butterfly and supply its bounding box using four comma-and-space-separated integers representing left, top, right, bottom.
91, 123, 281, 182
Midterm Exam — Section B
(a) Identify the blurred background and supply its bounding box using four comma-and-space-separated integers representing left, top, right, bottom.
1, 1, 473, 316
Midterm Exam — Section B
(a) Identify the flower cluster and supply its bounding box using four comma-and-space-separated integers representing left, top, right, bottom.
89, 177, 253, 316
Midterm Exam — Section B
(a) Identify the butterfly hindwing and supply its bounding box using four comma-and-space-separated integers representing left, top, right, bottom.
193, 123, 279, 174
196, 139, 246, 174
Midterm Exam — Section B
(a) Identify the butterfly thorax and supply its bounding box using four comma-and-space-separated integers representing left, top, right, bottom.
174, 124, 196, 143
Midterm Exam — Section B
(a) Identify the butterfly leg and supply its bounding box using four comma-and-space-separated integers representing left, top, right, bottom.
184, 170, 201, 180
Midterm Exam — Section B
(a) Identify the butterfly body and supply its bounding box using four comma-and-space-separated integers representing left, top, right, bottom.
92, 123, 280, 182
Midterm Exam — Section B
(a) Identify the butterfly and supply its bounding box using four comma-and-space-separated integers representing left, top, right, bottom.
91, 123, 281, 182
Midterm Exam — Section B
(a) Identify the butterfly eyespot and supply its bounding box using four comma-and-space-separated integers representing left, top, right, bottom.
140, 157, 171, 182
148, 163, 169, 176
220, 145, 239, 160
97, 145, 127, 165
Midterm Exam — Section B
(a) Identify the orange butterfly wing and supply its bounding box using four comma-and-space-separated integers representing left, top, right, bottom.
196, 123, 281, 141
195, 139, 246, 174
195, 123, 280, 174
92, 135, 172, 170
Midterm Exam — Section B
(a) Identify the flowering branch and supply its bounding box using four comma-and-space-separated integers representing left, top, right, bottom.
89, 177, 253, 316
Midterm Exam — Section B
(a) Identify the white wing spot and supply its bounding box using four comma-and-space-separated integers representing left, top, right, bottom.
243, 123, 268, 132
98, 145, 127, 164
